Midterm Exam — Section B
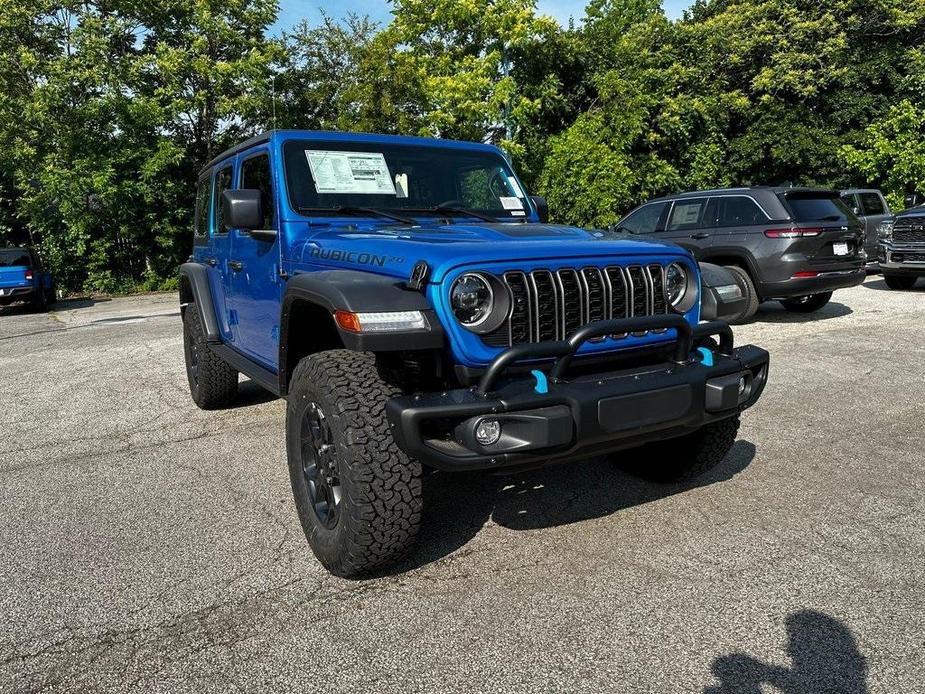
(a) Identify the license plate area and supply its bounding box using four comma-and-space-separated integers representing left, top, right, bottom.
598, 385, 693, 433
833, 241, 849, 256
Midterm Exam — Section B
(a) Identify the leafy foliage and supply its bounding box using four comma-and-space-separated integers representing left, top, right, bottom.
1, 0, 924, 291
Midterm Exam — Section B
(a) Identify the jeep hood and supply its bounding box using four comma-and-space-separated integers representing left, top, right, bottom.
287, 222, 691, 282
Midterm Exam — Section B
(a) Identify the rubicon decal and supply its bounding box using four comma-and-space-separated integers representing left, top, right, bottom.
310, 248, 403, 267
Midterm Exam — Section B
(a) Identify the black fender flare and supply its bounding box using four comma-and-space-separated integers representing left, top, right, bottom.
279, 269, 445, 375
179, 262, 221, 343
699, 262, 747, 321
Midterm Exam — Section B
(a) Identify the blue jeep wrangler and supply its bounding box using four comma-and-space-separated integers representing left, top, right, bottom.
179, 130, 769, 577
0, 247, 54, 311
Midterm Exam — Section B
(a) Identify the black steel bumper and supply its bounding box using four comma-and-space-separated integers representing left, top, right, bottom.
386, 315, 769, 471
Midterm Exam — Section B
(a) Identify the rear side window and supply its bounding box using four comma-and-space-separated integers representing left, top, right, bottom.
194, 177, 211, 243
666, 198, 708, 230
713, 197, 768, 227
859, 192, 885, 215
840, 193, 858, 212
0, 250, 31, 267
784, 194, 853, 223
213, 165, 233, 233
241, 154, 276, 229
617, 202, 667, 234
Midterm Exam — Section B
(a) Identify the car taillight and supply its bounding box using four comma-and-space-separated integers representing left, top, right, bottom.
24, 269, 33, 281
764, 227, 823, 238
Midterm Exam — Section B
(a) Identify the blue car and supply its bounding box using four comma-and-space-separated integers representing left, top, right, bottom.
0, 247, 54, 311
179, 130, 769, 576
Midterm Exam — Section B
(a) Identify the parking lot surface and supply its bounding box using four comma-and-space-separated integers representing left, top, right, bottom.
1, 277, 923, 693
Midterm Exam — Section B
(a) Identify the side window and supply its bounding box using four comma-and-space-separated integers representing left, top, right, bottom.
213, 165, 233, 234
715, 197, 767, 227
241, 153, 276, 229
840, 193, 859, 213
666, 198, 708, 231
859, 192, 885, 216
194, 176, 211, 242
617, 202, 667, 234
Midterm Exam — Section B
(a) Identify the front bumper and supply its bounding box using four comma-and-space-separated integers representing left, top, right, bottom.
386, 315, 769, 471
878, 242, 925, 275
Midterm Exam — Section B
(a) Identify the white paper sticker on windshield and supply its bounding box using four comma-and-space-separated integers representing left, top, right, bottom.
305, 150, 396, 195
507, 176, 525, 198
499, 196, 524, 210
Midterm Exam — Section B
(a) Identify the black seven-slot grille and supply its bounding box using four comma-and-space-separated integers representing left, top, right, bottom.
893, 217, 925, 243
483, 264, 671, 348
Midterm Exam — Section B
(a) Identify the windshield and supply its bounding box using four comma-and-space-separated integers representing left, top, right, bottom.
0, 250, 31, 267
282, 140, 531, 221
784, 194, 855, 223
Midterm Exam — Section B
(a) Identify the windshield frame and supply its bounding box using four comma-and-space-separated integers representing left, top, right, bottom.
280, 137, 537, 225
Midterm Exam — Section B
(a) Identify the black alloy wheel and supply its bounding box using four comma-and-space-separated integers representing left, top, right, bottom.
300, 402, 341, 529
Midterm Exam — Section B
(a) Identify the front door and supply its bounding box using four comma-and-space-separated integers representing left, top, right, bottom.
857, 192, 890, 258
227, 150, 282, 369
655, 197, 714, 258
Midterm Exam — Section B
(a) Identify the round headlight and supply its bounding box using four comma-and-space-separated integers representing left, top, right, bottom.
451, 273, 494, 327
666, 263, 688, 307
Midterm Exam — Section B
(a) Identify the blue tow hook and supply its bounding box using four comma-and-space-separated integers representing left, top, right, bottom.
531, 369, 549, 394
696, 347, 714, 367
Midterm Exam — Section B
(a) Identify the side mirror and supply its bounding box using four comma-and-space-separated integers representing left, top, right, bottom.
530, 195, 549, 223
223, 189, 269, 234
852, 206, 861, 216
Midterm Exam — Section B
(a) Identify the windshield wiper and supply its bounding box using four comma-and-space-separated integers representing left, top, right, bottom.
296, 205, 416, 225
400, 205, 500, 223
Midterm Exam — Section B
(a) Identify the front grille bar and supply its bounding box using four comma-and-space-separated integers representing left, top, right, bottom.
488, 264, 673, 348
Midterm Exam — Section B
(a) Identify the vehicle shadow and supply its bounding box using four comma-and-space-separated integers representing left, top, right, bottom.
389, 440, 756, 574
704, 609, 868, 693
228, 379, 279, 409
862, 278, 924, 292
752, 301, 852, 323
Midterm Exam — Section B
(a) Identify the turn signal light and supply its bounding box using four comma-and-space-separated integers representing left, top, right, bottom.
764, 227, 823, 238
334, 310, 362, 333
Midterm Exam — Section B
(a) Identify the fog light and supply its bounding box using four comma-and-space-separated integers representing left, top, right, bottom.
475, 418, 502, 446
738, 377, 748, 395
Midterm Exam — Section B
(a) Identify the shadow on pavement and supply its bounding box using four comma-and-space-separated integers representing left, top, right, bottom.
862, 278, 924, 292
752, 301, 853, 324
228, 379, 280, 409
390, 439, 756, 573
705, 609, 868, 693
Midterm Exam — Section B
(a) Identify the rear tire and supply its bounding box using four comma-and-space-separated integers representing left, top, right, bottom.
619, 415, 740, 483
723, 265, 759, 324
182, 303, 238, 409
286, 350, 423, 578
883, 274, 917, 290
779, 291, 832, 313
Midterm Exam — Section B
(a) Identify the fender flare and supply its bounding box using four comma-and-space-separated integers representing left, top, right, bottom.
179, 262, 221, 343
279, 269, 445, 378
698, 262, 747, 321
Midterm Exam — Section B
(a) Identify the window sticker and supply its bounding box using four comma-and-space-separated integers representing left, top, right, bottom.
305, 150, 396, 195
499, 196, 524, 210
671, 203, 702, 226
507, 176, 525, 198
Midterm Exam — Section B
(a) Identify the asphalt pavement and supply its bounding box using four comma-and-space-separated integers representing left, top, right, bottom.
0, 277, 923, 693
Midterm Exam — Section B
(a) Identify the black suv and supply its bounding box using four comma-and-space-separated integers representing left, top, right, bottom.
614, 187, 866, 322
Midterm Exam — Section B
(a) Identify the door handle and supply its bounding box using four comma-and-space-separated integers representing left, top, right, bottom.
205, 257, 217, 267
689, 232, 710, 240
229, 260, 243, 272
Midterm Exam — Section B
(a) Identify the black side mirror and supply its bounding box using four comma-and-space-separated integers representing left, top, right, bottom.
223, 189, 270, 235
530, 195, 549, 223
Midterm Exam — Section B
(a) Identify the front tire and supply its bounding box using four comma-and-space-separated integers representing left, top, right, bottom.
883, 274, 917, 290
182, 303, 238, 409
723, 265, 759, 324
286, 350, 423, 578
620, 415, 740, 483
779, 291, 832, 313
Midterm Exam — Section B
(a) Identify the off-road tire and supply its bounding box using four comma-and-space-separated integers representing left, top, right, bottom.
182, 303, 238, 409
286, 350, 423, 578
883, 274, 917, 290
723, 265, 759, 324
623, 415, 740, 483
779, 291, 832, 313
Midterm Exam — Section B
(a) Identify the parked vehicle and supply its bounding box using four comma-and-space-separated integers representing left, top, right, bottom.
839, 189, 891, 265
0, 247, 54, 311
613, 187, 866, 322
178, 130, 769, 577
876, 205, 925, 289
